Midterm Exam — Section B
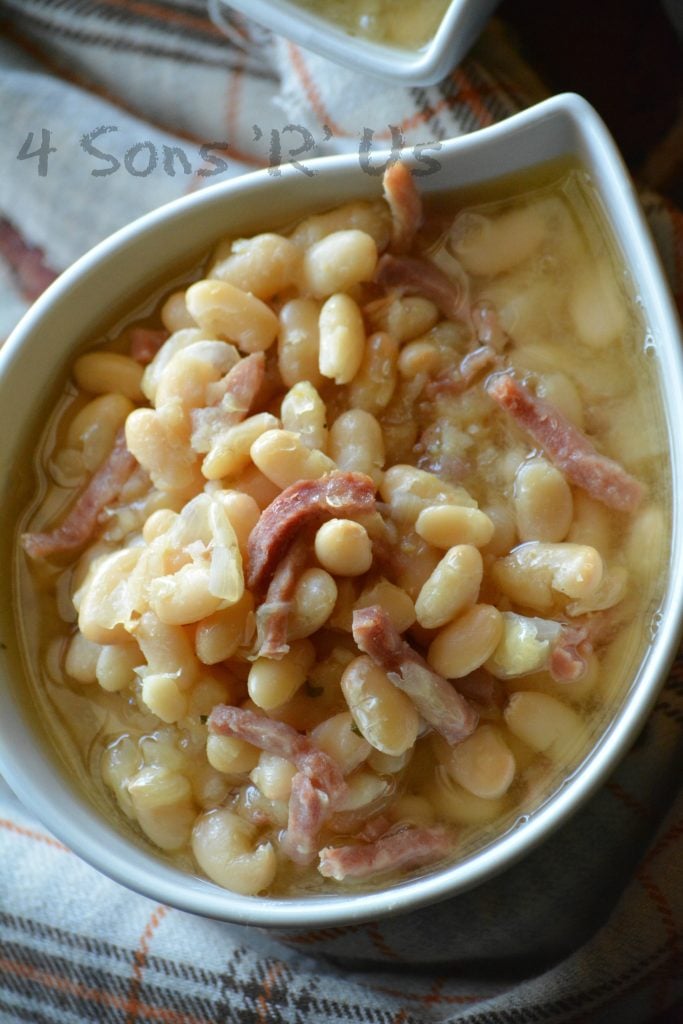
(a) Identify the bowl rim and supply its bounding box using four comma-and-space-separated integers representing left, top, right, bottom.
1, 92, 683, 928
209, 0, 500, 86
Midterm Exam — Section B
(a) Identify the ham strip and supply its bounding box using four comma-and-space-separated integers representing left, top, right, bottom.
253, 537, 309, 659
191, 351, 265, 453
548, 625, 592, 683
375, 254, 466, 322
129, 327, 169, 365
383, 162, 423, 255
22, 430, 137, 559
297, 748, 348, 805
318, 826, 452, 881
424, 345, 500, 400
486, 373, 643, 513
247, 471, 376, 595
208, 705, 346, 802
282, 773, 329, 865
352, 606, 479, 745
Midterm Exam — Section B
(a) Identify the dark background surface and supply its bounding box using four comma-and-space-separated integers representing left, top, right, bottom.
500, 0, 683, 205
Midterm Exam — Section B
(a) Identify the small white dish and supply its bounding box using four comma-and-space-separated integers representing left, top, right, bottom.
0, 94, 681, 932
210, 0, 500, 86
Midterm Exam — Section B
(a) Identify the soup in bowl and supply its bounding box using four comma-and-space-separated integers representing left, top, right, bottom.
1, 94, 682, 927
210, 0, 500, 86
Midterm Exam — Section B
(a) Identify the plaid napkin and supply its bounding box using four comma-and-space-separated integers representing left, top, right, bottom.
1, 2, 682, 1021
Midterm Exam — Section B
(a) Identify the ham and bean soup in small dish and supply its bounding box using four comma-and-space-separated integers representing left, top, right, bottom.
3, 97, 682, 925
210, 0, 499, 85
16, 154, 673, 899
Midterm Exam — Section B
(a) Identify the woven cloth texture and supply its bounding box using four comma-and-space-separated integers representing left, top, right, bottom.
1, 2, 682, 1022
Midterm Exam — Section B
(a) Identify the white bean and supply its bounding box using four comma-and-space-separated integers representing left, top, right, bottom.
355, 578, 415, 634
428, 604, 503, 679
426, 771, 505, 825
248, 640, 315, 710
341, 655, 419, 756
140, 674, 188, 723
416, 504, 494, 549
77, 548, 141, 644
251, 429, 336, 489
207, 733, 259, 774
452, 205, 546, 277
311, 712, 371, 774
67, 393, 134, 472
485, 611, 559, 680
185, 279, 279, 353
569, 262, 627, 349
160, 290, 195, 332
128, 765, 196, 850
101, 736, 140, 819
514, 458, 573, 543
186, 675, 233, 718
201, 412, 280, 481
141, 327, 205, 403
536, 372, 584, 428
231, 464, 281, 510
626, 503, 666, 581
125, 407, 200, 492
415, 545, 483, 629
281, 381, 328, 451
96, 643, 142, 692
397, 340, 441, 379
288, 569, 338, 640
445, 725, 516, 799
195, 592, 254, 664
389, 794, 435, 827
277, 297, 323, 389
334, 771, 391, 814
303, 229, 377, 298
318, 293, 366, 385
211, 490, 260, 561
65, 632, 101, 683
347, 331, 398, 415
380, 465, 476, 524
250, 753, 297, 801
135, 611, 199, 691
149, 560, 222, 626
567, 491, 613, 555
155, 340, 239, 426
314, 519, 373, 577
480, 502, 517, 557
493, 542, 603, 612
329, 409, 384, 484
370, 296, 439, 344
73, 351, 144, 402
289, 200, 390, 251
504, 691, 585, 761
192, 809, 276, 894
208, 233, 302, 299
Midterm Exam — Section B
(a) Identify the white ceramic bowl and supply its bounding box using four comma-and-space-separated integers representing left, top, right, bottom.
1, 94, 682, 929
210, 0, 499, 85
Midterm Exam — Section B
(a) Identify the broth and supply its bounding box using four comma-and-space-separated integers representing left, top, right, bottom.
293, 0, 450, 50
16, 165, 669, 896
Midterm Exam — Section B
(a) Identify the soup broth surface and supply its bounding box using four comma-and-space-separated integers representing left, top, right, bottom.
16, 164, 669, 897
293, 0, 450, 49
